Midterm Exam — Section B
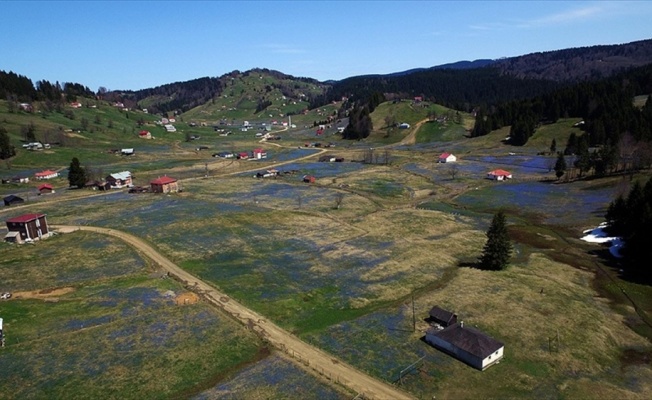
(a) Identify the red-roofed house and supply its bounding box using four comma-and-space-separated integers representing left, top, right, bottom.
150, 176, 179, 194
438, 153, 457, 163
38, 184, 55, 195
252, 148, 267, 160
35, 170, 58, 180
237, 152, 249, 160
486, 169, 512, 181
139, 130, 152, 139
5, 213, 50, 243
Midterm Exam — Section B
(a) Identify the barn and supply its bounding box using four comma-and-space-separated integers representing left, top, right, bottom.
38, 184, 55, 195
3, 195, 25, 206
5, 213, 50, 243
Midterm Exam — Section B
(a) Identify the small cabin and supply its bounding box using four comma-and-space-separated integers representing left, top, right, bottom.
438, 153, 457, 163
5, 213, 50, 243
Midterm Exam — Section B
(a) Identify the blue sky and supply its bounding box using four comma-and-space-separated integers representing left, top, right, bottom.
2, 1, 651, 91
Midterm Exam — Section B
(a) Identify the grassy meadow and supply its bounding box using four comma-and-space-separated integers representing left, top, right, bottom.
1, 97, 652, 399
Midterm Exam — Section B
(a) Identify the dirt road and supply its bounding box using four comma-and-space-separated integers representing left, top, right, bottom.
53, 225, 414, 400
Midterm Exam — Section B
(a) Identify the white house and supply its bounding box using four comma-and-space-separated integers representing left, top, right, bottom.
438, 152, 457, 163
486, 169, 513, 181
425, 321, 504, 370
399, 123, 410, 129
106, 171, 132, 188
34, 170, 59, 180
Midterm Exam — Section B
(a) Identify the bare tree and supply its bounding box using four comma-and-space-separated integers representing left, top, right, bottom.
334, 192, 345, 209
448, 163, 459, 180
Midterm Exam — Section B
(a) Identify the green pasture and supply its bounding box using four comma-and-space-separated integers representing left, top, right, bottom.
2, 91, 652, 399
0, 231, 267, 399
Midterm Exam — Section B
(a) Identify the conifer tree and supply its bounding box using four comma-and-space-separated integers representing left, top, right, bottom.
554, 152, 567, 179
68, 157, 87, 188
479, 211, 512, 271
0, 127, 16, 160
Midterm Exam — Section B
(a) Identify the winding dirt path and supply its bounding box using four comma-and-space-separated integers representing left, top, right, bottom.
52, 225, 414, 400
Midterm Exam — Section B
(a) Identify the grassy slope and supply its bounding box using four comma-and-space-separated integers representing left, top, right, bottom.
1, 91, 652, 399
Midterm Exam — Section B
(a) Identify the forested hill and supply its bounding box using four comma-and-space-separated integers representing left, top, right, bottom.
108, 69, 325, 115
322, 68, 561, 112
492, 38, 652, 82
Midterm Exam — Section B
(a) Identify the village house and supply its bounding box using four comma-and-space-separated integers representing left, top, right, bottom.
106, 171, 132, 188
38, 183, 55, 195
35, 170, 58, 180
254, 169, 279, 179
3, 195, 24, 206
4, 213, 50, 243
138, 130, 152, 139
252, 148, 267, 160
237, 152, 249, 160
213, 151, 234, 158
425, 321, 504, 370
6, 176, 29, 184
438, 153, 457, 163
303, 175, 316, 183
22, 142, 44, 151
164, 124, 176, 132
486, 169, 513, 181
121, 148, 134, 156
150, 176, 179, 194
399, 123, 410, 129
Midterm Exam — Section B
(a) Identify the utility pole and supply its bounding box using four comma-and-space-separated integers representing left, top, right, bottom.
412, 294, 416, 332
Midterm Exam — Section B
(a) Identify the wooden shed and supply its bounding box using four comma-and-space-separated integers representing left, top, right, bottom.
3, 195, 25, 206
5, 213, 50, 243
428, 306, 458, 327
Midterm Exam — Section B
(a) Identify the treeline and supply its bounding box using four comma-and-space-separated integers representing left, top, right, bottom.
0, 70, 94, 103
322, 68, 561, 112
471, 63, 652, 150
492, 38, 652, 82
605, 177, 652, 282
115, 76, 223, 115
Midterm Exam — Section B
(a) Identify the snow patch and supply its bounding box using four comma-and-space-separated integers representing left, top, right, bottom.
581, 222, 623, 258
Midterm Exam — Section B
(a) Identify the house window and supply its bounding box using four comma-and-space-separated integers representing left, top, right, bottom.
488, 355, 492, 360
495, 351, 499, 355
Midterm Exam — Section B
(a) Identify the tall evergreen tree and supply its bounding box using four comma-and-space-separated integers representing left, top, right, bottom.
479, 211, 512, 271
0, 127, 16, 160
68, 157, 87, 188
554, 152, 567, 179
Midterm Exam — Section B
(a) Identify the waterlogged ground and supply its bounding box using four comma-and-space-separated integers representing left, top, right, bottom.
6, 140, 650, 399
454, 179, 621, 226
